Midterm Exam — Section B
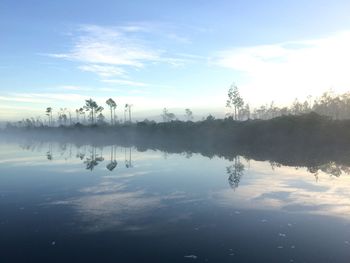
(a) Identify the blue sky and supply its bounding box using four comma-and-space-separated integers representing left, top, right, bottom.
1, 0, 350, 120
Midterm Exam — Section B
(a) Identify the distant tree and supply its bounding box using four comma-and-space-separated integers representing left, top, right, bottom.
58, 108, 68, 125
185, 108, 193, 121
125, 104, 133, 123
239, 104, 250, 120
75, 109, 80, 123
97, 112, 105, 125
45, 107, 53, 126
206, 114, 215, 121
84, 99, 99, 124
106, 98, 117, 125
226, 83, 244, 120
161, 108, 176, 122
79, 108, 85, 123
161, 108, 169, 122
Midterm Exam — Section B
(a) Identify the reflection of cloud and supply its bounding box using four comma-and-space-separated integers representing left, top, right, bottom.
216, 160, 350, 220
57, 181, 162, 232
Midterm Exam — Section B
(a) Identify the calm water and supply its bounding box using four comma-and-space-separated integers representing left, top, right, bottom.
1, 141, 350, 262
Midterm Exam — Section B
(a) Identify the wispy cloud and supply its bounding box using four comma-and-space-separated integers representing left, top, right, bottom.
51, 24, 161, 67
213, 31, 350, 105
57, 85, 92, 91
78, 64, 126, 78
101, 79, 149, 87
49, 24, 197, 84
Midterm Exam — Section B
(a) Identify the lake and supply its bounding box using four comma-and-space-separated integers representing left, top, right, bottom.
0, 140, 350, 262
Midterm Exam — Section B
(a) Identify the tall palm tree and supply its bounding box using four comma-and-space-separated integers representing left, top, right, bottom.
84, 99, 98, 124
78, 108, 85, 124
125, 104, 133, 123
75, 109, 80, 123
45, 107, 53, 126
106, 98, 117, 125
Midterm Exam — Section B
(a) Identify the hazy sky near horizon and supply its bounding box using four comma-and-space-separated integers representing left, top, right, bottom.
2, 0, 350, 120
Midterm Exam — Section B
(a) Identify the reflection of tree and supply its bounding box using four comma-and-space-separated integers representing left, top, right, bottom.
227, 156, 245, 190
185, 151, 192, 159
46, 143, 53, 160
76, 145, 86, 160
125, 147, 133, 168
307, 161, 350, 180
84, 146, 104, 171
106, 145, 118, 171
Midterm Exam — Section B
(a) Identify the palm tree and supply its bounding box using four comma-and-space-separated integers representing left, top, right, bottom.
78, 108, 85, 123
45, 107, 53, 126
125, 104, 133, 123
106, 98, 117, 125
75, 109, 79, 123
59, 108, 68, 125
84, 99, 98, 124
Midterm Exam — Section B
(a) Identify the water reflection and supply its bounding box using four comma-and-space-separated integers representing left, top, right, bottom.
16, 140, 350, 189
124, 147, 133, 168
106, 145, 118, 171
2, 140, 350, 262
227, 156, 245, 189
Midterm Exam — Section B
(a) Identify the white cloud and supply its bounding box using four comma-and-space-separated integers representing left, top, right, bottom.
101, 79, 149, 87
78, 65, 126, 78
214, 31, 350, 105
49, 24, 197, 85
58, 85, 92, 91
54, 25, 161, 67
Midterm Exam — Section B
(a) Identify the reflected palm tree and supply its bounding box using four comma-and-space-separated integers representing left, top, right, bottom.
46, 143, 53, 160
76, 145, 86, 160
106, 145, 118, 171
125, 147, 133, 168
227, 156, 245, 190
84, 146, 104, 171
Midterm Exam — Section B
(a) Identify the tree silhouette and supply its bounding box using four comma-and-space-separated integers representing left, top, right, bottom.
185, 108, 193, 121
106, 145, 118, 171
97, 112, 106, 125
162, 108, 176, 122
45, 107, 53, 126
106, 98, 117, 125
84, 99, 99, 124
84, 146, 104, 171
125, 104, 133, 123
226, 83, 244, 120
58, 108, 68, 126
125, 147, 133, 168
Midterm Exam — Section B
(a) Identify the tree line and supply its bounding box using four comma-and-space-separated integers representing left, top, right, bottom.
7, 83, 350, 128
225, 83, 350, 120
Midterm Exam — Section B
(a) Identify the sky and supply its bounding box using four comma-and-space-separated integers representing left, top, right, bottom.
1, 0, 350, 121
